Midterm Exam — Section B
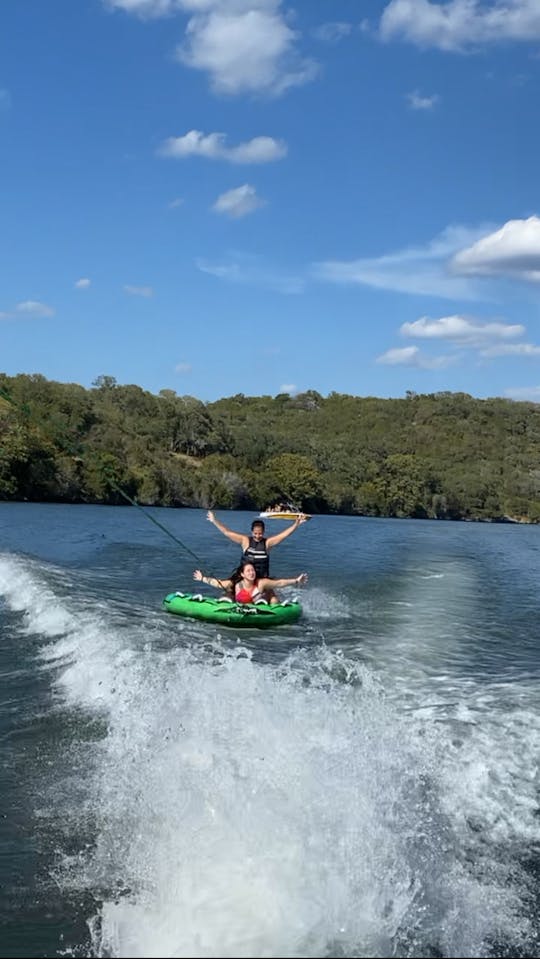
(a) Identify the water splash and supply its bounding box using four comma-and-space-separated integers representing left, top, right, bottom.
1, 553, 536, 958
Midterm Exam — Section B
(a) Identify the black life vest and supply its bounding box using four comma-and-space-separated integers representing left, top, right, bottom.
242, 536, 269, 577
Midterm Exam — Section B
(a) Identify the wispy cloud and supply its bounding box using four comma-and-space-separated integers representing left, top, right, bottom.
380, 0, 540, 51
312, 21, 353, 43
159, 129, 287, 163
376, 345, 454, 368
317, 219, 540, 299
1, 300, 56, 319
314, 224, 490, 299
104, 0, 181, 18
196, 253, 303, 293
16, 300, 55, 318
0, 88, 11, 111
385, 312, 540, 366
452, 216, 540, 281
481, 342, 540, 358
175, 361, 191, 374
406, 90, 439, 110
212, 184, 264, 218
123, 284, 153, 297
504, 385, 540, 401
401, 314, 525, 345
279, 383, 298, 394
168, 197, 184, 209
75, 277, 91, 289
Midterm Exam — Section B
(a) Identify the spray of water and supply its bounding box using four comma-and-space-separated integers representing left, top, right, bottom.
0, 553, 536, 958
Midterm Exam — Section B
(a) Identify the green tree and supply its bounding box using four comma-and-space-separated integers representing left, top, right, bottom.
264, 453, 322, 509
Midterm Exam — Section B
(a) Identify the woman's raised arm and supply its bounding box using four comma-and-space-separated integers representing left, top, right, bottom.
259, 572, 308, 589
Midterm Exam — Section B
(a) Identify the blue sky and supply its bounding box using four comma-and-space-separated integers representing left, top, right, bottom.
2, 0, 540, 402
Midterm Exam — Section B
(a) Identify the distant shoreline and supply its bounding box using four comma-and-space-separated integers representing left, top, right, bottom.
0, 498, 536, 525
2, 374, 540, 525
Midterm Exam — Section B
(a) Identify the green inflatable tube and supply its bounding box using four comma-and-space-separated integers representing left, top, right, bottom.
163, 592, 302, 629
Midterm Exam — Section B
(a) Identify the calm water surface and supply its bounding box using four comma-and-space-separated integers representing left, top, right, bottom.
1, 502, 539, 958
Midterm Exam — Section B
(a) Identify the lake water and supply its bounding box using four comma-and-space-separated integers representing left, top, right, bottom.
1, 502, 539, 958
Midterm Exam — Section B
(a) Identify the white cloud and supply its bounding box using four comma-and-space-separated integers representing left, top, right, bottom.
16, 300, 55, 318
312, 21, 353, 42
104, 0, 182, 18
212, 183, 264, 218
504, 385, 540, 401
123, 284, 153, 296
393, 312, 540, 365
168, 197, 185, 208
0, 300, 55, 320
279, 383, 298, 394
481, 342, 540, 357
197, 260, 242, 281
196, 253, 303, 293
407, 90, 439, 109
175, 361, 192, 373
75, 277, 91, 289
380, 0, 540, 51
159, 129, 287, 162
314, 224, 490, 299
0, 89, 11, 111
176, 1, 317, 96
401, 314, 525, 345
377, 345, 420, 365
376, 345, 453, 368
452, 216, 540, 281
106, 1, 317, 96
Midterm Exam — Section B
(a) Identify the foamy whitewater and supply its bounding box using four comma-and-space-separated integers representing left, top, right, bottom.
1, 504, 539, 958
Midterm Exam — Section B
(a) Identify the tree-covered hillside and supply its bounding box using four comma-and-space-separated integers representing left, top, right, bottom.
1, 373, 539, 522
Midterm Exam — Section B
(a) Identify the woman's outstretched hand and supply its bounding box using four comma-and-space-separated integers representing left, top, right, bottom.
193, 569, 203, 581
296, 573, 308, 585
207, 510, 215, 524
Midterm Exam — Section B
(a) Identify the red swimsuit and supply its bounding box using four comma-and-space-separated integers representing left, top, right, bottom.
235, 583, 264, 604
236, 588, 254, 603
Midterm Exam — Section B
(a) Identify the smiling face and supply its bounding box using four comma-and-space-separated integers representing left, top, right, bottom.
251, 521, 265, 541
241, 563, 257, 582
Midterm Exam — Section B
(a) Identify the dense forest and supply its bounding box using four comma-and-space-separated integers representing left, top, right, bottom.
1, 372, 540, 522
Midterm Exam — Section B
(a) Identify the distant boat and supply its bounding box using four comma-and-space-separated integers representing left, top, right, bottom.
259, 505, 312, 521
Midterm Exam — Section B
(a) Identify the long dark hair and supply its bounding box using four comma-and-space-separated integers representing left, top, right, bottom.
230, 561, 256, 581
228, 561, 258, 593
224, 564, 246, 597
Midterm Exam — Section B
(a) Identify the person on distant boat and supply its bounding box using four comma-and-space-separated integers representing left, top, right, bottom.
206, 510, 307, 578
193, 562, 308, 605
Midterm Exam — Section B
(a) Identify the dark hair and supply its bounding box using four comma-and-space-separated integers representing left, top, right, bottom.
230, 560, 258, 580
226, 562, 256, 594
251, 519, 265, 531
221, 565, 243, 597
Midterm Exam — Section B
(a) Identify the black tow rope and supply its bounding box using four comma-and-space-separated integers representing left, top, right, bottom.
106, 479, 227, 589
